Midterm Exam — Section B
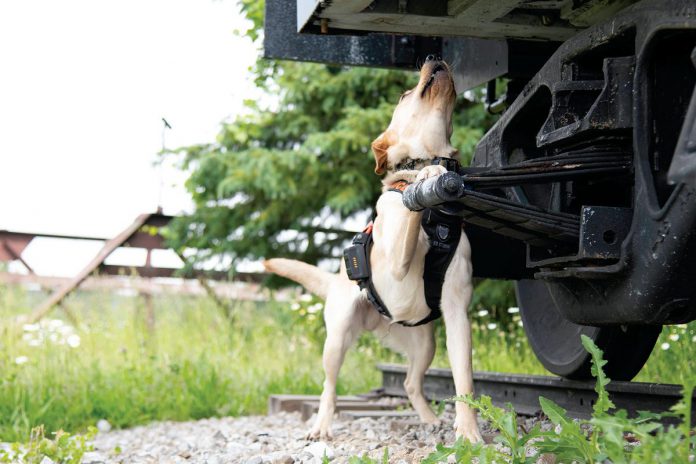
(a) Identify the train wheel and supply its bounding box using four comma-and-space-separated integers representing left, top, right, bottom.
515, 280, 661, 381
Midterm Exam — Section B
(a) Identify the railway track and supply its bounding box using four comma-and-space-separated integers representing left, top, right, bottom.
378, 364, 696, 421
269, 364, 695, 425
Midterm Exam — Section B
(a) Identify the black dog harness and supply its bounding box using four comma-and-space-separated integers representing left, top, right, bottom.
343, 158, 464, 327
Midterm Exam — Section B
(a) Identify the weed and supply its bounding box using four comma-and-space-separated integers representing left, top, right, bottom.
431, 400, 446, 417
346, 447, 389, 464
0, 425, 96, 464
424, 335, 696, 463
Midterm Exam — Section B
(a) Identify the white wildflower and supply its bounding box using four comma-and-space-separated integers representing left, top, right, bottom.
692, 335, 696, 343
67, 334, 81, 348
22, 323, 39, 332
290, 303, 301, 311
28, 339, 42, 347
15, 356, 29, 365
58, 325, 74, 335
507, 307, 520, 314
299, 294, 312, 302
518, 320, 524, 327
307, 302, 323, 313
477, 309, 489, 317
661, 342, 670, 350
668, 333, 679, 342
487, 323, 497, 330
676, 324, 687, 329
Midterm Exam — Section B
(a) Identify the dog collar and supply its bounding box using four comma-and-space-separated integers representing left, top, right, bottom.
394, 158, 431, 172
393, 157, 461, 174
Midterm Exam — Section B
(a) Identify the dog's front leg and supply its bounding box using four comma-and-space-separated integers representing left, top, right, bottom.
441, 237, 482, 443
375, 195, 421, 281
375, 164, 447, 281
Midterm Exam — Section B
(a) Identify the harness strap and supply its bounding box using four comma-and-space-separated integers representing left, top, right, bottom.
420, 208, 463, 315
356, 231, 435, 327
388, 180, 411, 193
344, 158, 463, 327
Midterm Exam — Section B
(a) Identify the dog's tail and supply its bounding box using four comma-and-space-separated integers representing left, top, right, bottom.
263, 258, 334, 299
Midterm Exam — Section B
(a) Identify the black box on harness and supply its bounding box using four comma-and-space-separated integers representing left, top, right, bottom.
343, 232, 371, 281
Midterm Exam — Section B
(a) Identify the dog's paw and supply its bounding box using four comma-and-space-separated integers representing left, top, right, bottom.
305, 427, 334, 441
454, 421, 483, 443
416, 164, 447, 182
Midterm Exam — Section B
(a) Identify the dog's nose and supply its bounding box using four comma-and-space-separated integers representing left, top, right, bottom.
425, 54, 435, 62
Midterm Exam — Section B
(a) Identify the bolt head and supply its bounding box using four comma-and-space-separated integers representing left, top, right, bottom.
442, 175, 460, 194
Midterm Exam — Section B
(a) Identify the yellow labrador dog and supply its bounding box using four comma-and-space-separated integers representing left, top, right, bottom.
264, 57, 482, 443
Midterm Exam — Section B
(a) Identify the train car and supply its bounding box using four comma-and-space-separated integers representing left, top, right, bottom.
264, 0, 696, 381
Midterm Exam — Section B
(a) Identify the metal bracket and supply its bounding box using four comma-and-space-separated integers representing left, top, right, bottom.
667, 46, 696, 186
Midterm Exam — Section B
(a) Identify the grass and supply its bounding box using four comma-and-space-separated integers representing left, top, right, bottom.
1, 282, 695, 445
0, 285, 388, 442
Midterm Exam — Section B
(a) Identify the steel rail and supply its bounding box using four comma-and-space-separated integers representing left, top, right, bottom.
378, 364, 696, 421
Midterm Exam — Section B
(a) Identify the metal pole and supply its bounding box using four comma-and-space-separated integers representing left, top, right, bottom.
158, 118, 172, 212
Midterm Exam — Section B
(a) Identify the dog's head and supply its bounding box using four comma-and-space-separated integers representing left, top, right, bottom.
372, 57, 458, 175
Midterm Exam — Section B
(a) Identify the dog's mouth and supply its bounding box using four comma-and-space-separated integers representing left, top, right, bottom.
421, 63, 448, 97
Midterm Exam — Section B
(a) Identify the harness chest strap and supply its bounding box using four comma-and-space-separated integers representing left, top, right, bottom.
343, 178, 464, 327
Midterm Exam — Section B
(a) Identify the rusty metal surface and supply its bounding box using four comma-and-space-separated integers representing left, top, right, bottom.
0, 231, 34, 261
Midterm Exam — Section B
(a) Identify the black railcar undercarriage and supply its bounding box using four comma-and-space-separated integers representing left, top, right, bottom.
265, 0, 696, 380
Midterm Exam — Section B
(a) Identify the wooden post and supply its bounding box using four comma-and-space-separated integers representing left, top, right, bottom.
27, 214, 152, 324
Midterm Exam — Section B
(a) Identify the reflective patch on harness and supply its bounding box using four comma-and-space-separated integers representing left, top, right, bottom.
436, 223, 450, 241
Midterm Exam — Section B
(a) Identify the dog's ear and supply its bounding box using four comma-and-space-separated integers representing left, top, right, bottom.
371, 133, 391, 175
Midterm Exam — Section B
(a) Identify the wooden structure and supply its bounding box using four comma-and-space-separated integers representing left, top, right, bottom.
0, 212, 265, 323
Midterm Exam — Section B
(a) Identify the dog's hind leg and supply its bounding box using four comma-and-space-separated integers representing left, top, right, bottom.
385, 323, 439, 424
440, 235, 482, 443
308, 285, 362, 440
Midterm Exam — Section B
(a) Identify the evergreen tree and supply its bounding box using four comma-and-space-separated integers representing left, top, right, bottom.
167, 1, 492, 270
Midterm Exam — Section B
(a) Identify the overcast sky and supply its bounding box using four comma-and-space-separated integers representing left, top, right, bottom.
0, 0, 258, 275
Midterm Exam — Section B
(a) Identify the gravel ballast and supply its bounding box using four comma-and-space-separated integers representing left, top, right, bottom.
86, 409, 494, 464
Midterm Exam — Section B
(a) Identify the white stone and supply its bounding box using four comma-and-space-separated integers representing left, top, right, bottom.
305, 441, 334, 460
97, 419, 112, 433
